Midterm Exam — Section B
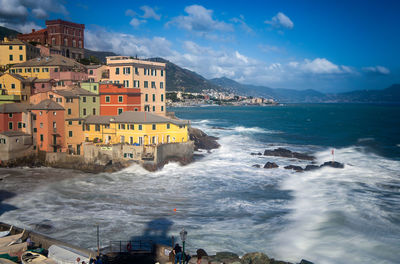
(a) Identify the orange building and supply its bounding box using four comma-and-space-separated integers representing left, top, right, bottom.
29, 99, 65, 152
99, 83, 141, 116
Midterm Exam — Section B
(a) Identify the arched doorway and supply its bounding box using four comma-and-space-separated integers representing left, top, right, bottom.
66, 49, 70, 58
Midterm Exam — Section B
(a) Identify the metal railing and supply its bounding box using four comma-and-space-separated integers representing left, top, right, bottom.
108, 240, 153, 253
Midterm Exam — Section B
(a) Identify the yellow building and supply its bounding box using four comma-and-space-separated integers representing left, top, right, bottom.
103, 56, 166, 115
0, 73, 32, 104
0, 38, 40, 68
83, 111, 189, 145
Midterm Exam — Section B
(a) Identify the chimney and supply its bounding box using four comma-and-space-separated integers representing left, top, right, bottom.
32, 29, 35, 33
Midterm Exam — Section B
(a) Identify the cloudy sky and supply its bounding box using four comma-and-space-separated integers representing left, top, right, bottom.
1, 0, 399, 92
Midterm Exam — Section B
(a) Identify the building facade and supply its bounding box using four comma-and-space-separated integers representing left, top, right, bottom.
0, 38, 40, 68
103, 56, 166, 116
17, 19, 85, 59
99, 83, 141, 116
0, 73, 33, 104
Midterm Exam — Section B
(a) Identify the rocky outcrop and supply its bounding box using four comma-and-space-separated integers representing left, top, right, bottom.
304, 165, 319, 171
241, 252, 271, 264
320, 161, 344, 168
251, 152, 262, 156
189, 127, 220, 151
209, 252, 241, 264
284, 165, 303, 172
252, 164, 261, 168
264, 162, 278, 169
263, 148, 314, 161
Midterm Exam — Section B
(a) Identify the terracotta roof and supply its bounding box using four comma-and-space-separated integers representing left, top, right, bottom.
72, 87, 98, 96
11, 54, 86, 69
0, 39, 26, 45
0, 103, 31, 113
33, 78, 54, 83
0, 131, 31, 137
86, 65, 104, 69
84, 115, 113, 125
29, 99, 64, 110
112, 111, 189, 125
52, 90, 79, 98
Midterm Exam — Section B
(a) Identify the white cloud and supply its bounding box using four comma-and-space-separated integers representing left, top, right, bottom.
167, 5, 233, 33
140, 5, 161, 20
129, 18, 146, 28
0, 0, 28, 17
230, 15, 253, 34
125, 9, 136, 17
289, 58, 354, 74
32, 7, 47, 19
265, 12, 294, 30
362, 66, 390, 75
258, 44, 281, 53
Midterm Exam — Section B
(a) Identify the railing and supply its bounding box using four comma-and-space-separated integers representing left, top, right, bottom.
108, 240, 153, 253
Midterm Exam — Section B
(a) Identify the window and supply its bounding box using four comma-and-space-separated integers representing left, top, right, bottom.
9, 55, 13, 61
105, 96, 110, 103
95, 125, 100, 131
40, 123, 43, 128
93, 108, 96, 115
161, 70, 164, 77
40, 134, 44, 141
167, 123, 170, 129
89, 70, 93, 75
69, 131, 73, 137
123, 67, 130, 74
8, 113, 12, 118
160, 82, 164, 89
33, 128, 37, 132
115, 68, 120, 75
161, 94, 164, 102
93, 85, 97, 91
83, 108, 87, 115
144, 81, 148, 88
144, 68, 147, 75
145, 94, 148, 102
161, 106, 164, 112
118, 108, 123, 115
134, 108, 138, 111
11, 84, 15, 89
118, 96, 123, 102
134, 80, 139, 88
73, 40, 76, 47
138, 124, 142, 130
83, 97, 86, 102
19, 55, 23, 61
85, 124, 90, 131
93, 97, 96, 103
52, 38, 55, 45
39, 111, 42, 116
123, 80, 129, 87
64, 38, 68, 46
79, 121, 82, 125
68, 109, 72, 115
151, 82, 156, 88
121, 124, 125, 130
152, 94, 156, 102
152, 106, 155, 112
56, 98, 62, 103
68, 121, 72, 125
8, 122, 13, 130
152, 124, 156, 130
53, 122, 56, 128
104, 124, 110, 129
151, 69, 155, 76
135, 67, 139, 74
9, 46, 12, 50
19, 45, 22, 50
130, 124, 134, 130
53, 111, 57, 116
79, 40, 82, 48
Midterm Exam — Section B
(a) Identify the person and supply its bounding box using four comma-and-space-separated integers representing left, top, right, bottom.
173, 243, 182, 264
183, 252, 191, 264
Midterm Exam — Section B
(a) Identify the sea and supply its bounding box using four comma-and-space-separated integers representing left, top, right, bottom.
1, 104, 400, 264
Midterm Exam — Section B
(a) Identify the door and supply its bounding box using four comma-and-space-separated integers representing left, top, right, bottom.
77, 145, 81, 155
139, 137, 143, 146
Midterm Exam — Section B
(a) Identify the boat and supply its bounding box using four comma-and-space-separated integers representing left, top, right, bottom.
21, 251, 57, 264
0, 230, 25, 247
0, 242, 28, 256
48, 245, 90, 264
0, 258, 17, 264
0, 227, 13, 238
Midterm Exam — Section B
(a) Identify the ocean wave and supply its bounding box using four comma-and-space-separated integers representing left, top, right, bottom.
231, 126, 281, 134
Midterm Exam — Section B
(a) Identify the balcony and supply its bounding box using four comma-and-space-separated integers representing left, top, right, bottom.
0, 94, 21, 101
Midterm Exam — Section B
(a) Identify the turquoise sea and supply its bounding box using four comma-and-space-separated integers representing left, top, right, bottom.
1, 104, 399, 264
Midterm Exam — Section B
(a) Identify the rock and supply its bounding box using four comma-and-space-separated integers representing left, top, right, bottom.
252, 164, 261, 168
196, 248, 208, 258
299, 260, 314, 264
284, 165, 303, 171
270, 260, 292, 264
304, 165, 319, 171
189, 127, 220, 151
264, 162, 278, 169
241, 252, 270, 264
211, 252, 240, 263
251, 152, 262, 156
263, 148, 314, 161
320, 161, 344, 169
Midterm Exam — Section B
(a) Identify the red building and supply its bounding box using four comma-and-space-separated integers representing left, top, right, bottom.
29, 99, 65, 152
18, 19, 85, 59
99, 83, 141, 116
0, 103, 31, 133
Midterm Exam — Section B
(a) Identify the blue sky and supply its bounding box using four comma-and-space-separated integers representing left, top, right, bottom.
1, 0, 399, 92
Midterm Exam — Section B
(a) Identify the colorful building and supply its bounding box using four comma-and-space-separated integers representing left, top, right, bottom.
80, 82, 99, 94
32, 78, 55, 94
65, 117, 84, 155
0, 103, 32, 134
9, 55, 87, 85
99, 83, 141, 116
83, 111, 189, 145
0, 38, 40, 68
17, 19, 85, 59
87, 65, 107, 82
72, 87, 100, 118
29, 99, 65, 152
0, 73, 33, 104
102, 56, 166, 115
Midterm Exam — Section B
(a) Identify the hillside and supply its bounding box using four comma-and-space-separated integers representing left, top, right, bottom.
84, 49, 117, 63
326, 84, 400, 103
0, 26, 20, 39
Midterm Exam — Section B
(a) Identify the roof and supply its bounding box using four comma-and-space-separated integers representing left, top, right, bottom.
33, 78, 54, 83
72, 87, 98, 96
0, 39, 25, 45
29, 99, 64, 110
11, 54, 86, 69
0, 73, 34, 83
112, 111, 189, 125
0, 131, 31, 137
86, 65, 104, 69
0, 103, 31, 113
52, 90, 79, 98
84, 115, 112, 125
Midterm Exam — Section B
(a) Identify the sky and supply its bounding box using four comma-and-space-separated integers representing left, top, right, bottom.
1, 0, 399, 93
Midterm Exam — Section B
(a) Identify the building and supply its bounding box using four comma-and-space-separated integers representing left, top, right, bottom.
0, 131, 34, 161
87, 65, 108, 82
99, 83, 141, 116
0, 103, 32, 134
102, 56, 166, 115
83, 111, 189, 145
9, 55, 87, 85
65, 117, 84, 155
17, 19, 85, 59
32, 78, 55, 94
0, 38, 40, 68
72, 87, 100, 118
80, 82, 99, 94
29, 99, 65, 152
0, 73, 33, 104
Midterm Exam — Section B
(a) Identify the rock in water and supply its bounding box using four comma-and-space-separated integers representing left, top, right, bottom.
241, 252, 270, 264
263, 148, 314, 161
284, 165, 303, 171
189, 127, 220, 150
251, 152, 262, 156
252, 164, 261, 168
320, 161, 344, 168
299, 260, 314, 264
304, 165, 319, 171
264, 162, 278, 169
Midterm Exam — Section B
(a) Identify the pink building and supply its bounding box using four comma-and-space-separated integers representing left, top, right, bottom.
50, 70, 88, 86
32, 78, 55, 94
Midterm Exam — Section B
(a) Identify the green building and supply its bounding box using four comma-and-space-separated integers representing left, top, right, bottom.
80, 82, 99, 94
73, 87, 100, 118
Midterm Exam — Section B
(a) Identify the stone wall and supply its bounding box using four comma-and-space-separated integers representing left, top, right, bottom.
155, 141, 194, 166
0, 134, 34, 161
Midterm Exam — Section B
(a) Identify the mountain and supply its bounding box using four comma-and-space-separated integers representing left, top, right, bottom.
326, 84, 400, 103
84, 49, 117, 63
0, 26, 20, 39
148, 58, 224, 93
